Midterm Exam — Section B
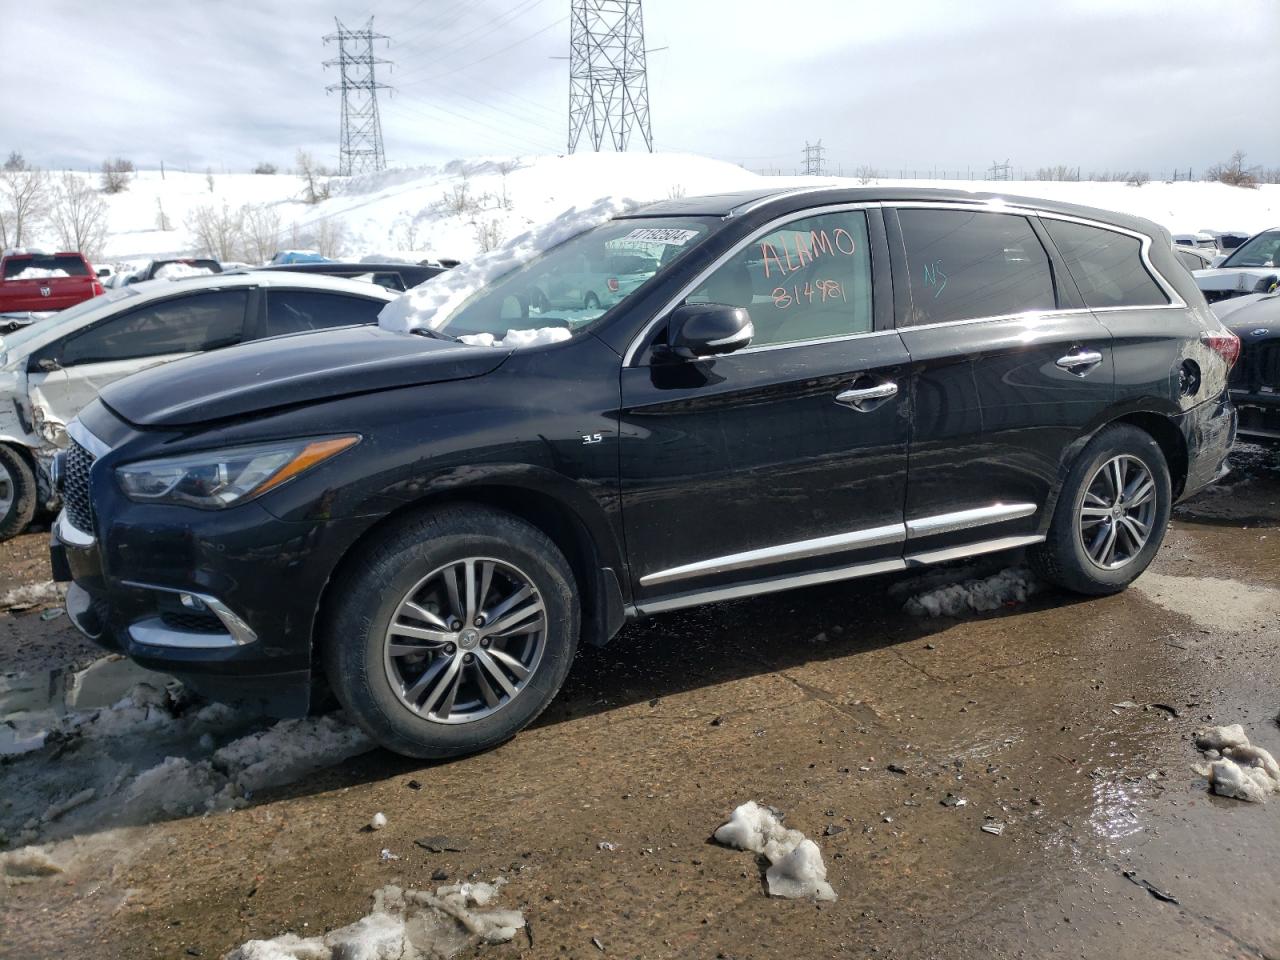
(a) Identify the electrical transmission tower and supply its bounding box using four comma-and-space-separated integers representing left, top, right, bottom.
324, 18, 392, 176
987, 158, 1011, 181
802, 140, 827, 177
567, 0, 654, 153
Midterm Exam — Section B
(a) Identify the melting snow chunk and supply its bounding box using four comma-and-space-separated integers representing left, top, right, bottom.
457, 326, 572, 349
1194, 724, 1280, 802
713, 801, 836, 901
903, 566, 1039, 617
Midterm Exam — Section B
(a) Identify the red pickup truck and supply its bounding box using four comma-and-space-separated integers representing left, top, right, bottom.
0, 251, 103, 312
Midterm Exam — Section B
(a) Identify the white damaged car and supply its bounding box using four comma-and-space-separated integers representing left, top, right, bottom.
1193, 227, 1280, 305
0, 271, 397, 539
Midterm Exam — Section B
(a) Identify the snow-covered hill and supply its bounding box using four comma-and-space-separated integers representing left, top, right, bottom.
31, 153, 1280, 265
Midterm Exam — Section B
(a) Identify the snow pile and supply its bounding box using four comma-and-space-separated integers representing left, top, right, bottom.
4, 267, 69, 281
225, 880, 525, 960
457, 326, 572, 349
0, 846, 62, 883
902, 566, 1039, 617
0, 580, 63, 611
379, 195, 642, 334
713, 801, 837, 901
1194, 724, 1280, 803
153, 262, 214, 280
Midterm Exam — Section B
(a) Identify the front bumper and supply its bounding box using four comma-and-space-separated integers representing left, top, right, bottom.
1229, 390, 1280, 442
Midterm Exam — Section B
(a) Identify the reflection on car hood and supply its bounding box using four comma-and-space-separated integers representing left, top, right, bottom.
1218, 294, 1280, 340
99, 325, 509, 427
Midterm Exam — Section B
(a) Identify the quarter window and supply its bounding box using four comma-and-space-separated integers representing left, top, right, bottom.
60, 289, 247, 365
685, 211, 873, 348
1042, 219, 1170, 309
264, 290, 384, 338
896, 210, 1056, 326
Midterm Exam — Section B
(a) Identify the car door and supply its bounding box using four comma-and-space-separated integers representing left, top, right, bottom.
26, 287, 250, 430
885, 204, 1115, 556
619, 206, 912, 610
257, 288, 388, 338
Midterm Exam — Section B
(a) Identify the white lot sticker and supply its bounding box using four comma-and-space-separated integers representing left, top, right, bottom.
618, 227, 700, 246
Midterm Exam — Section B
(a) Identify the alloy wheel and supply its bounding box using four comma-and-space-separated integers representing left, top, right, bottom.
383, 557, 546, 724
0, 458, 13, 521
1077, 454, 1157, 570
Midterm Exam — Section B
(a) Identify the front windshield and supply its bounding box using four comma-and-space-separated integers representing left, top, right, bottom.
441, 217, 713, 341
1223, 231, 1280, 268
1, 286, 138, 353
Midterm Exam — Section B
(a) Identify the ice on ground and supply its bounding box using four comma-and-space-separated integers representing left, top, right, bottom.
4, 267, 69, 280
224, 880, 525, 960
713, 800, 837, 901
903, 566, 1039, 617
457, 326, 573, 349
0, 580, 63, 611
378, 195, 641, 335
1193, 723, 1280, 802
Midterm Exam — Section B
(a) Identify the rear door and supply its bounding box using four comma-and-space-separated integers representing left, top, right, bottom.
27, 288, 250, 428
886, 204, 1115, 557
619, 206, 913, 609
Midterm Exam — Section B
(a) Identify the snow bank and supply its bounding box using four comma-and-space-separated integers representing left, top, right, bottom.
0, 580, 63, 611
224, 880, 525, 960
1194, 724, 1280, 802
378, 195, 641, 334
4, 267, 69, 281
713, 801, 836, 901
152, 262, 214, 280
902, 566, 1039, 617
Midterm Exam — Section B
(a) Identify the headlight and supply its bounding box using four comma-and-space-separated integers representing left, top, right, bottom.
116, 436, 359, 508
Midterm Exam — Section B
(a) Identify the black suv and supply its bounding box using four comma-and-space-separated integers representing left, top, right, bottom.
52, 187, 1238, 758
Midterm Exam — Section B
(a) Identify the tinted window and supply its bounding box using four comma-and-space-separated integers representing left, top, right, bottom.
686, 211, 873, 348
896, 210, 1055, 326
1221, 230, 1280, 268
1043, 220, 1169, 308
264, 290, 384, 337
61, 289, 247, 365
3, 254, 90, 278
1175, 249, 1204, 272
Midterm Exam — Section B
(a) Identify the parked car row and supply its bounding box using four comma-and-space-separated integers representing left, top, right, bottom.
1193, 227, 1280, 304
46, 186, 1239, 760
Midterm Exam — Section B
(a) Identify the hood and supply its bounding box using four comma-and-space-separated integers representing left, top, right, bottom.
1219, 294, 1280, 341
99, 325, 509, 428
1194, 266, 1280, 293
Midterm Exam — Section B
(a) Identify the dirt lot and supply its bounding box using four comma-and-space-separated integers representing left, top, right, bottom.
1, 448, 1278, 959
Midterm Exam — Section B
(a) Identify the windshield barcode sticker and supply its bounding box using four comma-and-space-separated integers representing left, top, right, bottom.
618, 228, 700, 246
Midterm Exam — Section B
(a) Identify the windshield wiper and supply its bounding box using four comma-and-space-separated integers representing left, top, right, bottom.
410, 327, 461, 343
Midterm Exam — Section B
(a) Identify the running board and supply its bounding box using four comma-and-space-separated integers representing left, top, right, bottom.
632, 534, 1045, 616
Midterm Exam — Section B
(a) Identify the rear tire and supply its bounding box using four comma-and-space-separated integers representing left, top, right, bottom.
0, 445, 37, 542
322, 505, 579, 759
1030, 424, 1171, 595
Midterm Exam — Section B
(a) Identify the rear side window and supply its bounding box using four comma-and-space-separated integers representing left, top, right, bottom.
264, 290, 384, 337
3, 254, 90, 279
1042, 220, 1170, 309
1175, 249, 1205, 272
61, 289, 247, 365
686, 210, 874, 348
896, 210, 1056, 326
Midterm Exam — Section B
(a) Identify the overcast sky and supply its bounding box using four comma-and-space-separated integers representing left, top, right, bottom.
2, 0, 1277, 176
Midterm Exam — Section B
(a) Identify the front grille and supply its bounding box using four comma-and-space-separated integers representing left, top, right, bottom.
63, 439, 96, 533
1259, 343, 1280, 391
159, 610, 225, 633
1232, 342, 1280, 394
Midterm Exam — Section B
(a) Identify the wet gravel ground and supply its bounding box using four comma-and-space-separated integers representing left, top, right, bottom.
1, 446, 1278, 959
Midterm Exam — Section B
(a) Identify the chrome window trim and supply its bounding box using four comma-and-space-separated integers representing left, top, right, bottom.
622, 201, 883, 367
127, 617, 246, 651
727, 185, 845, 218
735, 328, 901, 355
66, 419, 111, 459
634, 531, 1047, 616
121, 580, 258, 646
639, 502, 1039, 588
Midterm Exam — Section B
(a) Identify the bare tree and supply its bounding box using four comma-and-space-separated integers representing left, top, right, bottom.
1126, 171, 1151, 187
100, 157, 134, 194
253, 161, 279, 175
242, 203, 282, 263
0, 160, 50, 249
309, 218, 346, 258
49, 172, 108, 258
473, 217, 504, 253
854, 165, 879, 185
1035, 165, 1079, 181
186, 201, 245, 261
437, 182, 478, 215
296, 150, 331, 204
155, 197, 172, 232
1206, 150, 1259, 188
397, 217, 420, 250
497, 160, 518, 210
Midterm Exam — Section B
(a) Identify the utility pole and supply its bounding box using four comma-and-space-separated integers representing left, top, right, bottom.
324, 17, 393, 176
802, 140, 826, 177
567, 0, 655, 153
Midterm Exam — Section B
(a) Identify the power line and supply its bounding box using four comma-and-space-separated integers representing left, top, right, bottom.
324, 18, 393, 176
802, 140, 826, 176
567, 0, 654, 153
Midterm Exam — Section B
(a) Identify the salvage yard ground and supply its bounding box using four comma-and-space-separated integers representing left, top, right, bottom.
1, 447, 1278, 958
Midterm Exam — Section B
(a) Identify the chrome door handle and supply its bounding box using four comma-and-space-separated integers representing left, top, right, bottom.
1056, 350, 1104, 374
835, 382, 898, 406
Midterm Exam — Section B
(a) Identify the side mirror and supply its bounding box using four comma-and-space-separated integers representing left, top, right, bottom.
665, 303, 753, 360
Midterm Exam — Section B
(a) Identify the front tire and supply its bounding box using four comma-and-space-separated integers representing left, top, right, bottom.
0, 445, 37, 541
1030, 424, 1171, 595
322, 506, 579, 758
